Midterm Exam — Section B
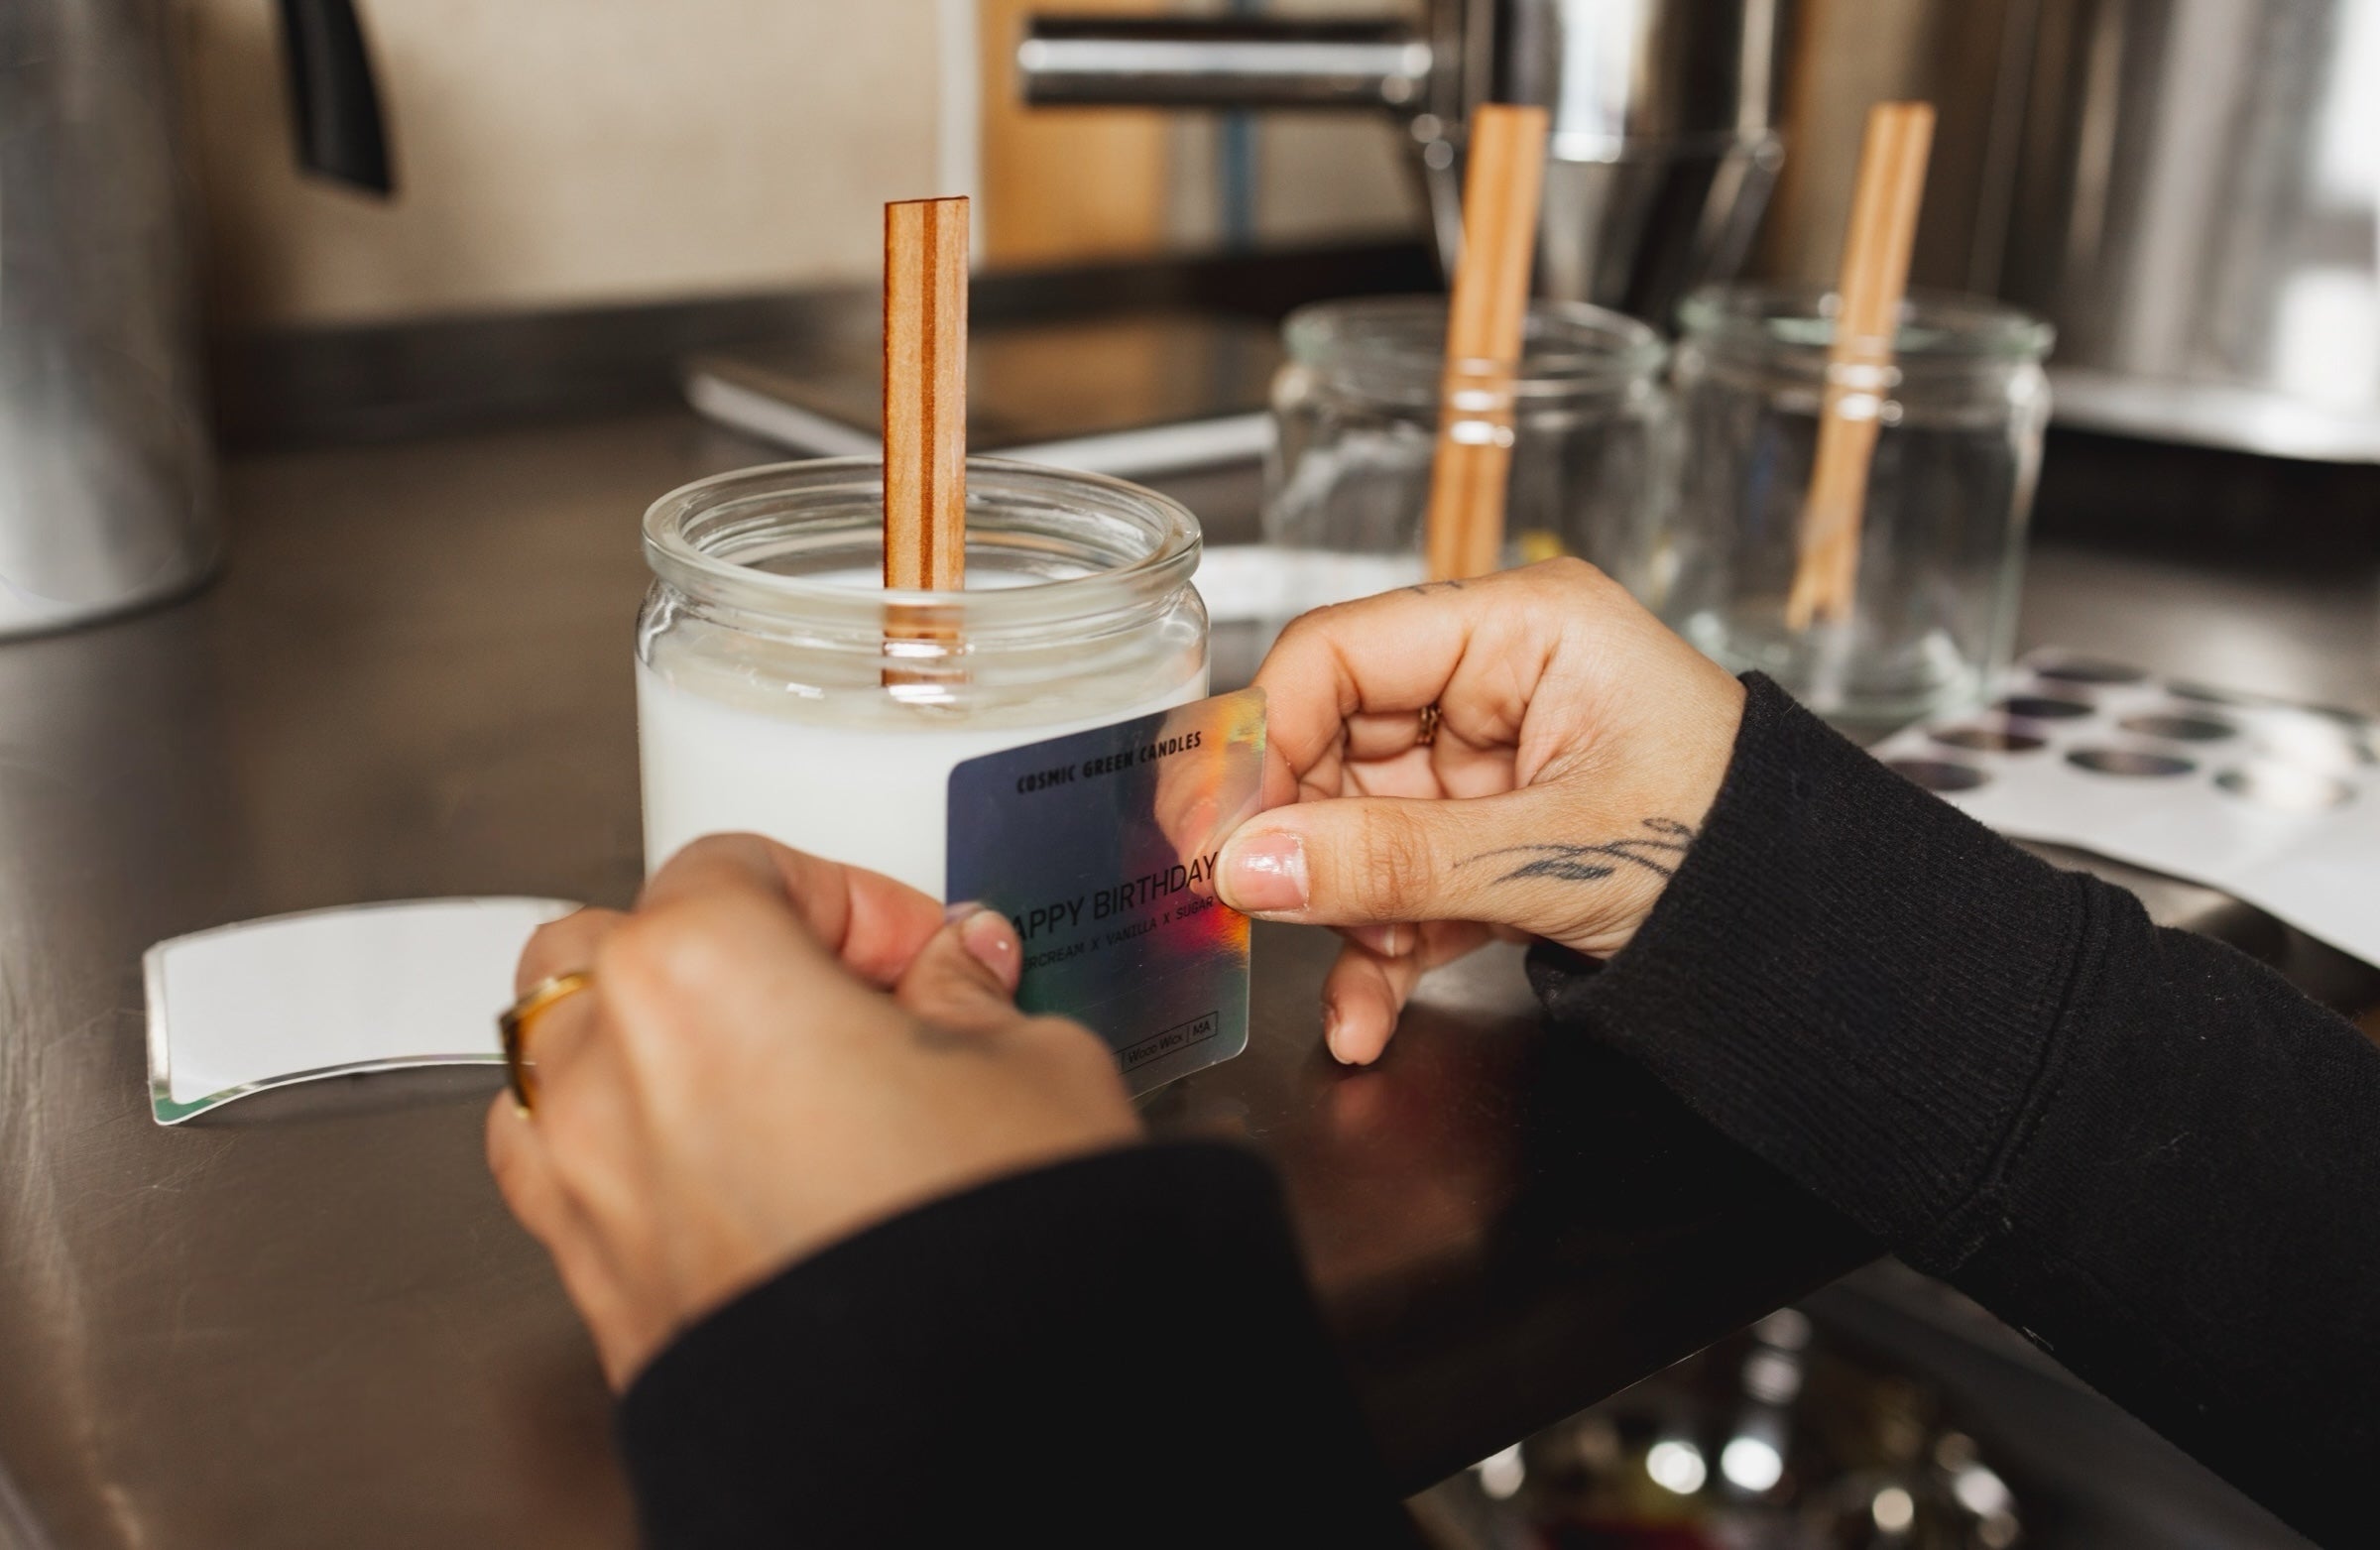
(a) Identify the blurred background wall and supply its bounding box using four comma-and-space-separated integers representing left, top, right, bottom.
174, 0, 1422, 331
177, 0, 941, 326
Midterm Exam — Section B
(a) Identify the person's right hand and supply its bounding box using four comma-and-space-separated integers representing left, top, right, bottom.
1214, 559, 1746, 1066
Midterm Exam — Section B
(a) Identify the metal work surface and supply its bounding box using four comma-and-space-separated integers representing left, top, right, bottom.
0, 412, 2371, 1547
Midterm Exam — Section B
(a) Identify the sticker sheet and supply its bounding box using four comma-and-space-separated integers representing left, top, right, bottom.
1870, 655, 2379, 968
145, 897, 574, 1124
947, 690, 1266, 1094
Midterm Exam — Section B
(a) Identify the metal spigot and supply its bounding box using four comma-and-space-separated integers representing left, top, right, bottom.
1017, 18, 1434, 111
1013, 1, 1792, 328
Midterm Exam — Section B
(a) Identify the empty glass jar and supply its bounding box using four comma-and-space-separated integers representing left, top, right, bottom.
1651, 284, 2054, 726
1263, 296, 1669, 585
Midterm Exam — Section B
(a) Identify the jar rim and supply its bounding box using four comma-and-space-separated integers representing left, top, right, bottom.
1281, 294, 1667, 393
1678, 282, 2056, 361
643, 456, 1202, 632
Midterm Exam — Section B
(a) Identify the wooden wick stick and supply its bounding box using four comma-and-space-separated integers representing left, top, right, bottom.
1786, 102, 1933, 630
1423, 102, 1548, 583
885, 195, 969, 593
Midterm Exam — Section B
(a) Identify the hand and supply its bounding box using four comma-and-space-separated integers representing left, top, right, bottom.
1215, 559, 1745, 1066
486, 836, 1140, 1388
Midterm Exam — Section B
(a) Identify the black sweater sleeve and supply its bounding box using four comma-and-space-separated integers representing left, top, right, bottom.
1530, 673, 2380, 1548
616, 1141, 1422, 1550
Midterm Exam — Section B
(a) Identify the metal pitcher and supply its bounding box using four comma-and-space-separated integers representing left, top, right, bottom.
1017, 0, 1791, 326
0, 0, 390, 641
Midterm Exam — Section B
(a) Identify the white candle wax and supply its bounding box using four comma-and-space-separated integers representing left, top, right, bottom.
638, 569, 1205, 896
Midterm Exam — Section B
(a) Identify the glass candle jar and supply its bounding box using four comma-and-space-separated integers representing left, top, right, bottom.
1263, 296, 1669, 585
637, 457, 1210, 896
1654, 284, 2055, 726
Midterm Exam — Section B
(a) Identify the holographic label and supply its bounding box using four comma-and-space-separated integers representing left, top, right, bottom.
946, 690, 1264, 1094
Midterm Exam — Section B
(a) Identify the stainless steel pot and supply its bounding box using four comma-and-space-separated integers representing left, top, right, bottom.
1760, 0, 2380, 465
1997, 0, 2380, 463
1016, 0, 1792, 327
0, 0, 390, 641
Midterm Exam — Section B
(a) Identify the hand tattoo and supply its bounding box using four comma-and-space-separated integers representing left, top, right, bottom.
1459, 818, 1696, 886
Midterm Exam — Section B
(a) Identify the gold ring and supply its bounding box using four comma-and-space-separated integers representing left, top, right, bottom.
1416, 703, 1441, 748
499, 970, 592, 1115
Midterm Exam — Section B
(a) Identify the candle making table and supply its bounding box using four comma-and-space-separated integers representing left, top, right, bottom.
0, 412, 2370, 1549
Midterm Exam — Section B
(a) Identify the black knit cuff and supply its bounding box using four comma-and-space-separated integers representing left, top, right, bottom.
618, 1141, 1410, 1548
1529, 674, 2098, 1269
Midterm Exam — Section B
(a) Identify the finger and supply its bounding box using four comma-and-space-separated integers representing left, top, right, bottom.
1341, 921, 1416, 959
1251, 563, 1616, 800
1342, 708, 1445, 764
517, 907, 626, 996
1318, 920, 1491, 1066
521, 1015, 692, 1387
892, 906, 1024, 1035
1150, 704, 1231, 858
638, 833, 946, 986
485, 1094, 646, 1384
508, 965, 606, 1101
594, 867, 895, 1102
1217, 786, 1561, 930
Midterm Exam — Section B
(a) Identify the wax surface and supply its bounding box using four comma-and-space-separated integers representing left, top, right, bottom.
638, 662, 1205, 896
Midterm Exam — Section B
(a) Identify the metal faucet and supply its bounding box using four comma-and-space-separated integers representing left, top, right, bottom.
1016, 0, 1791, 325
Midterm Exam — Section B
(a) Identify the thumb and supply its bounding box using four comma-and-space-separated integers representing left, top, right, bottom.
893, 905, 1026, 1034
1216, 790, 1553, 932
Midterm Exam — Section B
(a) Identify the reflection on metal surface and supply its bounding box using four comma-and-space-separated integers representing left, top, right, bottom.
2066, 746, 2196, 778
1413, 1306, 2028, 1548
1722, 1432, 1786, 1491
1644, 1438, 1708, 1494
0, 0, 218, 639
1474, 1442, 1525, 1500
1999, 0, 2380, 462
1763, 0, 2380, 461
2215, 763, 2358, 814
2048, 367, 2380, 465
1016, 19, 1429, 109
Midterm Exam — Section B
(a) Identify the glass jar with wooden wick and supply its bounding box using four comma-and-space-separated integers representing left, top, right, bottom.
636, 457, 1210, 896
1262, 296, 1670, 586
1652, 283, 2054, 727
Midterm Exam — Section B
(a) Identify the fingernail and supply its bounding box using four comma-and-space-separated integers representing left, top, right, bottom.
957, 907, 1021, 991
1224, 831, 1308, 913
1352, 922, 1405, 958
1320, 1001, 1345, 1061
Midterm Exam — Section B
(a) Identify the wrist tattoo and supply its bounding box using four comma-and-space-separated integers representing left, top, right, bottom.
1459, 817, 1696, 886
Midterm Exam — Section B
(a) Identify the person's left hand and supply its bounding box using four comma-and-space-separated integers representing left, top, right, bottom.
486, 835, 1141, 1388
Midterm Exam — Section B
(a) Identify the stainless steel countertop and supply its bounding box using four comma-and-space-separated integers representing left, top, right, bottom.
1, 412, 2372, 1549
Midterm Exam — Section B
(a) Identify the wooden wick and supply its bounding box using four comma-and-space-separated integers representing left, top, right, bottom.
1786, 102, 1934, 630
883, 196, 968, 683
885, 195, 969, 592
1423, 103, 1548, 583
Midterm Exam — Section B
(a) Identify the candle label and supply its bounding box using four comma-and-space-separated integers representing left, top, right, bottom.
947, 689, 1265, 1095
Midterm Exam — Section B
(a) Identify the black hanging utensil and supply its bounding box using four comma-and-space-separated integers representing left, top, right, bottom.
276, 0, 394, 194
